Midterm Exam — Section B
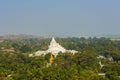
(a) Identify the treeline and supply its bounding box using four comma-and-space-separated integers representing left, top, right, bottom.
0, 37, 120, 80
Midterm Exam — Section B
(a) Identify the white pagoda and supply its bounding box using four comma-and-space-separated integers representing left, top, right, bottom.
29, 37, 78, 57
46, 37, 66, 57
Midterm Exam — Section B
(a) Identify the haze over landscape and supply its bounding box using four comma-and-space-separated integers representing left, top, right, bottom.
1, 1, 120, 79
0, 0, 120, 37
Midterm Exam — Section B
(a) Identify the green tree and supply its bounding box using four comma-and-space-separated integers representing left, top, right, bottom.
19, 45, 31, 53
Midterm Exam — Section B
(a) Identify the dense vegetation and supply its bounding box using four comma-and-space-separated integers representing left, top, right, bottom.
0, 37, 120, 80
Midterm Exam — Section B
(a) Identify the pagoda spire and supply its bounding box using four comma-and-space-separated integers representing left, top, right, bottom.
51, 37, 56, 44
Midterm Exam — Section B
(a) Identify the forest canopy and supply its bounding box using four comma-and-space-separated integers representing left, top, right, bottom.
0, 37, 120, 80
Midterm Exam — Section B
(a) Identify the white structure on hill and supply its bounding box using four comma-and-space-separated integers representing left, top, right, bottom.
46, 37, 66, 57
29, 37, 78, 57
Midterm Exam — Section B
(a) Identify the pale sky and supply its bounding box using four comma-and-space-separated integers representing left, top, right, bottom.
0, 0, 120, 37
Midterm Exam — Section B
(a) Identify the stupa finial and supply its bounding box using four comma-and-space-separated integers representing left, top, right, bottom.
51, 37, 56, 44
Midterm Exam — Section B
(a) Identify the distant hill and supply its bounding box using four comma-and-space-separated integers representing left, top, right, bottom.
0, 34, 44, 40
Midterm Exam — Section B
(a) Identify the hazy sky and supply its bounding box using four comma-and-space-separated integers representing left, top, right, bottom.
0, 0, 120, 37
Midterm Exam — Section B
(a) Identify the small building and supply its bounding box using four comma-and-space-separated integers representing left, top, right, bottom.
97, 55, 105, 59
98, 73, 106, 76
107, 56, 114, 61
